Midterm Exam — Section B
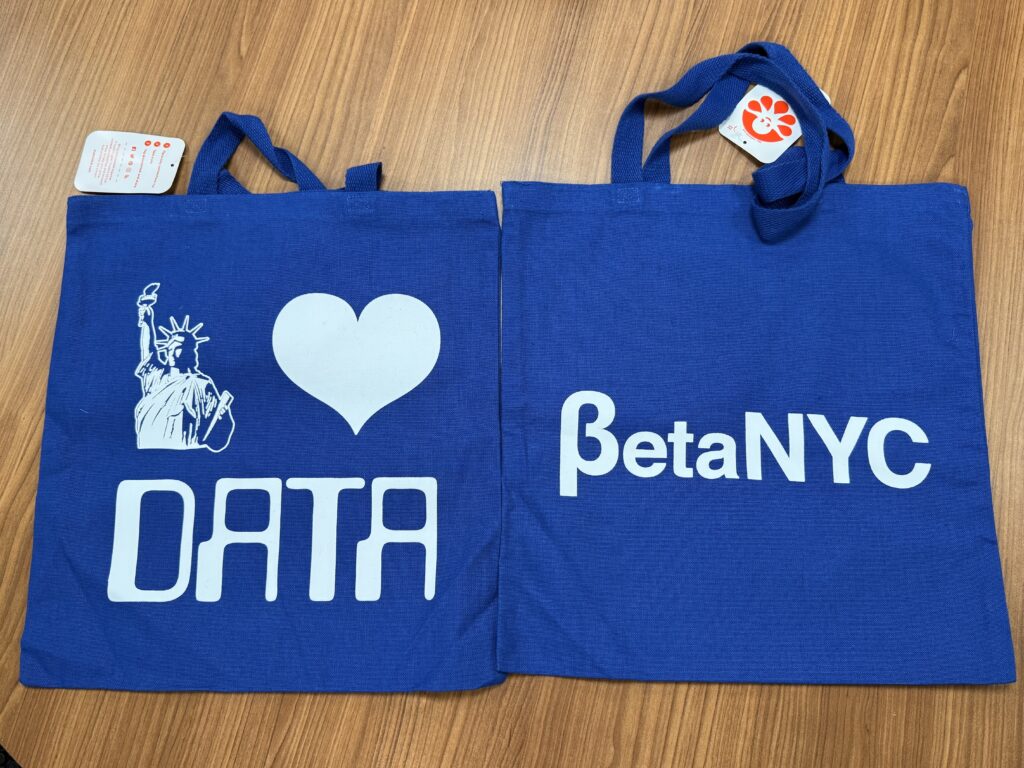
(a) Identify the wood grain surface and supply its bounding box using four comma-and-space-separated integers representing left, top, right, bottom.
1, 0, 1022, 765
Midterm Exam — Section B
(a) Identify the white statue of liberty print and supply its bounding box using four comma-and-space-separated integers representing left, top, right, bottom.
134, 282, 235, 452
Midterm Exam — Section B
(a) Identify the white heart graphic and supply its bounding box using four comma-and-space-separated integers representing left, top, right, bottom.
272, 293, 441, 434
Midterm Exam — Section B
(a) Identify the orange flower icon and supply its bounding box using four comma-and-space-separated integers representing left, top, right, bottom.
741, 94, 798, 143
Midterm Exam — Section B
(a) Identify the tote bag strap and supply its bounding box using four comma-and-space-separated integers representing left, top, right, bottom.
188, 113, 327, 194
187, 113, 384, 194
642, 43, 853, 200
345, 162, 382, 192
611, 43, 855, 241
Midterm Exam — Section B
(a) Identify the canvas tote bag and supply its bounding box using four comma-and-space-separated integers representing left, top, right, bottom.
498, 43, 1015, 683
22, 113, 503, 691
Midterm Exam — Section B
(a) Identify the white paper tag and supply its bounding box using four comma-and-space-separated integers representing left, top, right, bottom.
719, 85, 828, 164
74, 131, 185, 193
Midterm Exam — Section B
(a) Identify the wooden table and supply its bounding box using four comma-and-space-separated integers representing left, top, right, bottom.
1, 0, 1021, 765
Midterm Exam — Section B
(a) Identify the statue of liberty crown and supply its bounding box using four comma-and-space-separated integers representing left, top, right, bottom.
155, 315, 210, 350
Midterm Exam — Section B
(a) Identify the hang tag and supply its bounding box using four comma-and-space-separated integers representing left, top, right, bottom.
719, 85, 829, 164
74, 131, 185, 193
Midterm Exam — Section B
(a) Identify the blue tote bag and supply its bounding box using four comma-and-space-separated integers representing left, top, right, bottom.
499, 43, 1015, 683
22, 113, 503, 691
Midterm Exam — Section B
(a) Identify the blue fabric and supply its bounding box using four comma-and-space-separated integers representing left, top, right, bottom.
611, 42, 853, 241
345, 162, 382, 192
499, 44, 1015, 683
22, 114, 503, 691
189, 112, 327, 194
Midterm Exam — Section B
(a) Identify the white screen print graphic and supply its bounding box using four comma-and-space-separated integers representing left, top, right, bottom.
560, 391, 932, 497
113, 291, 442, 604
135, 282, 235, 452
272, 293, 441, 435
107, 477, 437, 602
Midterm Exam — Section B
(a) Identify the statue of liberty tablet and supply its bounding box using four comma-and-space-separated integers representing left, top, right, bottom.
134, 283, 235, 452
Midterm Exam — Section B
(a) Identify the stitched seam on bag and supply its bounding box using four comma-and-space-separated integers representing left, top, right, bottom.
613, 187, 641, 206
951, 190, 972, 345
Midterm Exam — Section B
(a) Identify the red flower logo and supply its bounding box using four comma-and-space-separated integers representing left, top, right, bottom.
741, 94, 797, 143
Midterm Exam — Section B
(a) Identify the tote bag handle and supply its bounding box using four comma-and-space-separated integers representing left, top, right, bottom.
645, 43, 853, 203
611, 43, 855, 241
188, 112, 382, 194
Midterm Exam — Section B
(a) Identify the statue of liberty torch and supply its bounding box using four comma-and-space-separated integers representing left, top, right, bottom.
134, 282, 235, 452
